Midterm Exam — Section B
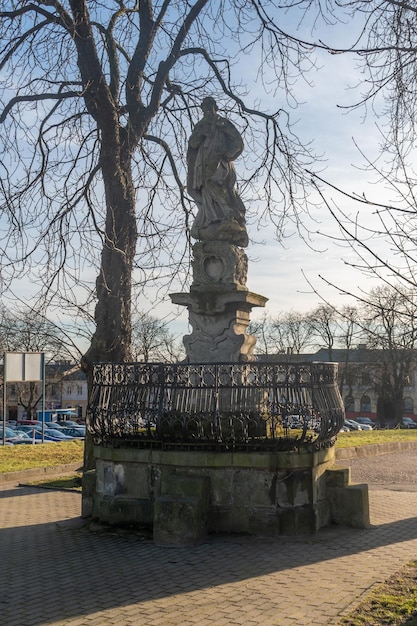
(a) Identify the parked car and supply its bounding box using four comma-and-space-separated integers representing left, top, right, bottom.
16, 428, 60, 443
355, 417, 376, 429
9, 433, 35, 444
344, 419, 363, 431
7, 425, 46, 444
43, 428, 75, 441
60, 426, 86, 439
402, 417, 417, 429
44, 421, 64, 430
358, 424, 373, 431
1, 426, 19, 437
56, 420, 81, 427
16, 420, 43, 426
16, 424, 43, 434
0, 427, 35, 444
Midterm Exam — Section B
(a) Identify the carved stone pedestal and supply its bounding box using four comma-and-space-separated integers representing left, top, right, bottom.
170, 241, 267, 362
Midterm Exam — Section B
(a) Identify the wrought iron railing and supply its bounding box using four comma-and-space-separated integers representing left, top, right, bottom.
87, 361, 344, 451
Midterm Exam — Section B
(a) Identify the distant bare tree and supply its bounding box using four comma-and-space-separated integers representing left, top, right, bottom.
248, 313, 277, 356
0, 303, 82, 417
131, 313, 184, 363
0, 304, 80, 361
358, 285, 417, 426
269, 310, 311, 354
306, 305, 338, 360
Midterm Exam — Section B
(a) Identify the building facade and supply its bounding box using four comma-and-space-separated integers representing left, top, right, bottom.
2, 362, 88, 421
260, 347, 417, 425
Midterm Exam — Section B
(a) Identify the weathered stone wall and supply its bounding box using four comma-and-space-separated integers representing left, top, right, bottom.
87, 445, 363, 539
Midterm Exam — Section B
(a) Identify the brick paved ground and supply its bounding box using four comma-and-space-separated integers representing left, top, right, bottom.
1, 451, 417, 626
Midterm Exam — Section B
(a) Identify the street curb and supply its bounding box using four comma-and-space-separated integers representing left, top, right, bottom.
335, 440, 417, 460
0, 463, 83, 484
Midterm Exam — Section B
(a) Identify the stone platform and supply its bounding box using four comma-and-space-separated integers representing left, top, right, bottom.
86, 444, 369, 543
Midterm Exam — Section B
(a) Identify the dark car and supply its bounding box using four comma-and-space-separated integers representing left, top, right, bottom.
402, 417, 417, 429
8, 434, 35, 444
355, 417, 376, 429
44, 421, 64, 430
60, 426, 86, 439
56, 420, 80, 427
17, 428, 58, 443
43, 428, 75, 441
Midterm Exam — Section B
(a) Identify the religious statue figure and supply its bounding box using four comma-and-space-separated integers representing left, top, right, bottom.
187, 97, 249, 248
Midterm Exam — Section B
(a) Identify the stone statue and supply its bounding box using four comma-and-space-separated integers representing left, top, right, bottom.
187, 97, 249, 248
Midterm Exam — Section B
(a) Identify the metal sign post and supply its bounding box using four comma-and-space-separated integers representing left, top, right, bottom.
2, 355, 6, 446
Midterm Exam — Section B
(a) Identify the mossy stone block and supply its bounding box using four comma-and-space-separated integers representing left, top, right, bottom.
154, 475, 210, 545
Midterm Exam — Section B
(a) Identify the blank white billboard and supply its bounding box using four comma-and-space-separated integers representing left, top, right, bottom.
4, 352, 44, 382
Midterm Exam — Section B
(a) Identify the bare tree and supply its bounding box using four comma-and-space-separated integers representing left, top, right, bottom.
287, 0, 417, 297
0, 304, 81, 361
0, 1, 321, 382
269, 310, 311, 354
248, 313, 277, 356
131, 313, 184, 362
334, 305, 361, 393
252, 306, 358, 358
0, 303, 82, 417
358, 285, 417, 426
306, 304, 338, 360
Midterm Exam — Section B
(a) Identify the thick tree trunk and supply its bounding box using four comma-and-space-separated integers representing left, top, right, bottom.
82, 156, 137, 367
81, 145, 138, 469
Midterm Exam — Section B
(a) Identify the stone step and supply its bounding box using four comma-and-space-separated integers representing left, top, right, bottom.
154, 474, 210, 546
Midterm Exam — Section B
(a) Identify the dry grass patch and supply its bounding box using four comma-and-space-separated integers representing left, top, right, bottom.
341, 560, 417, 625
0, 440, 84, 473
336, 429, 417, 448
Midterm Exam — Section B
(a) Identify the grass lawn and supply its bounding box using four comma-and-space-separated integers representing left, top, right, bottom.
1, 429, 417, 474
335, 428, 417, 448
0, 439, 84, 473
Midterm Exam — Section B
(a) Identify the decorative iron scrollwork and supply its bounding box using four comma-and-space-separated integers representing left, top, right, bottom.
87, 361, 344, 451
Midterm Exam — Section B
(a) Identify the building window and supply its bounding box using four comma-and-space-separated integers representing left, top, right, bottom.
361, 372, 371, 386
76, 384, 83, 395
344, 396, 355, 412
403, 397, 414, 414
360, 395, 371, 412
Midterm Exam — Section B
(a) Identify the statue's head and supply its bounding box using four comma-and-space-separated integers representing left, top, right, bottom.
201, 97, 218, 114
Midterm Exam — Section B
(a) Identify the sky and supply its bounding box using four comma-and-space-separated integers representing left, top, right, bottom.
246, 53, 383, 314
1, 3, 407, 351
162, 47, 392, 339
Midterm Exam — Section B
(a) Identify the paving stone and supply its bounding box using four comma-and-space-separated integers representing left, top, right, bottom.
1, 452, 417, 625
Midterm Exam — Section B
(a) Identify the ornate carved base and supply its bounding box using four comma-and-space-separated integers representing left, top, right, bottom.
170, 241, 267, 363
